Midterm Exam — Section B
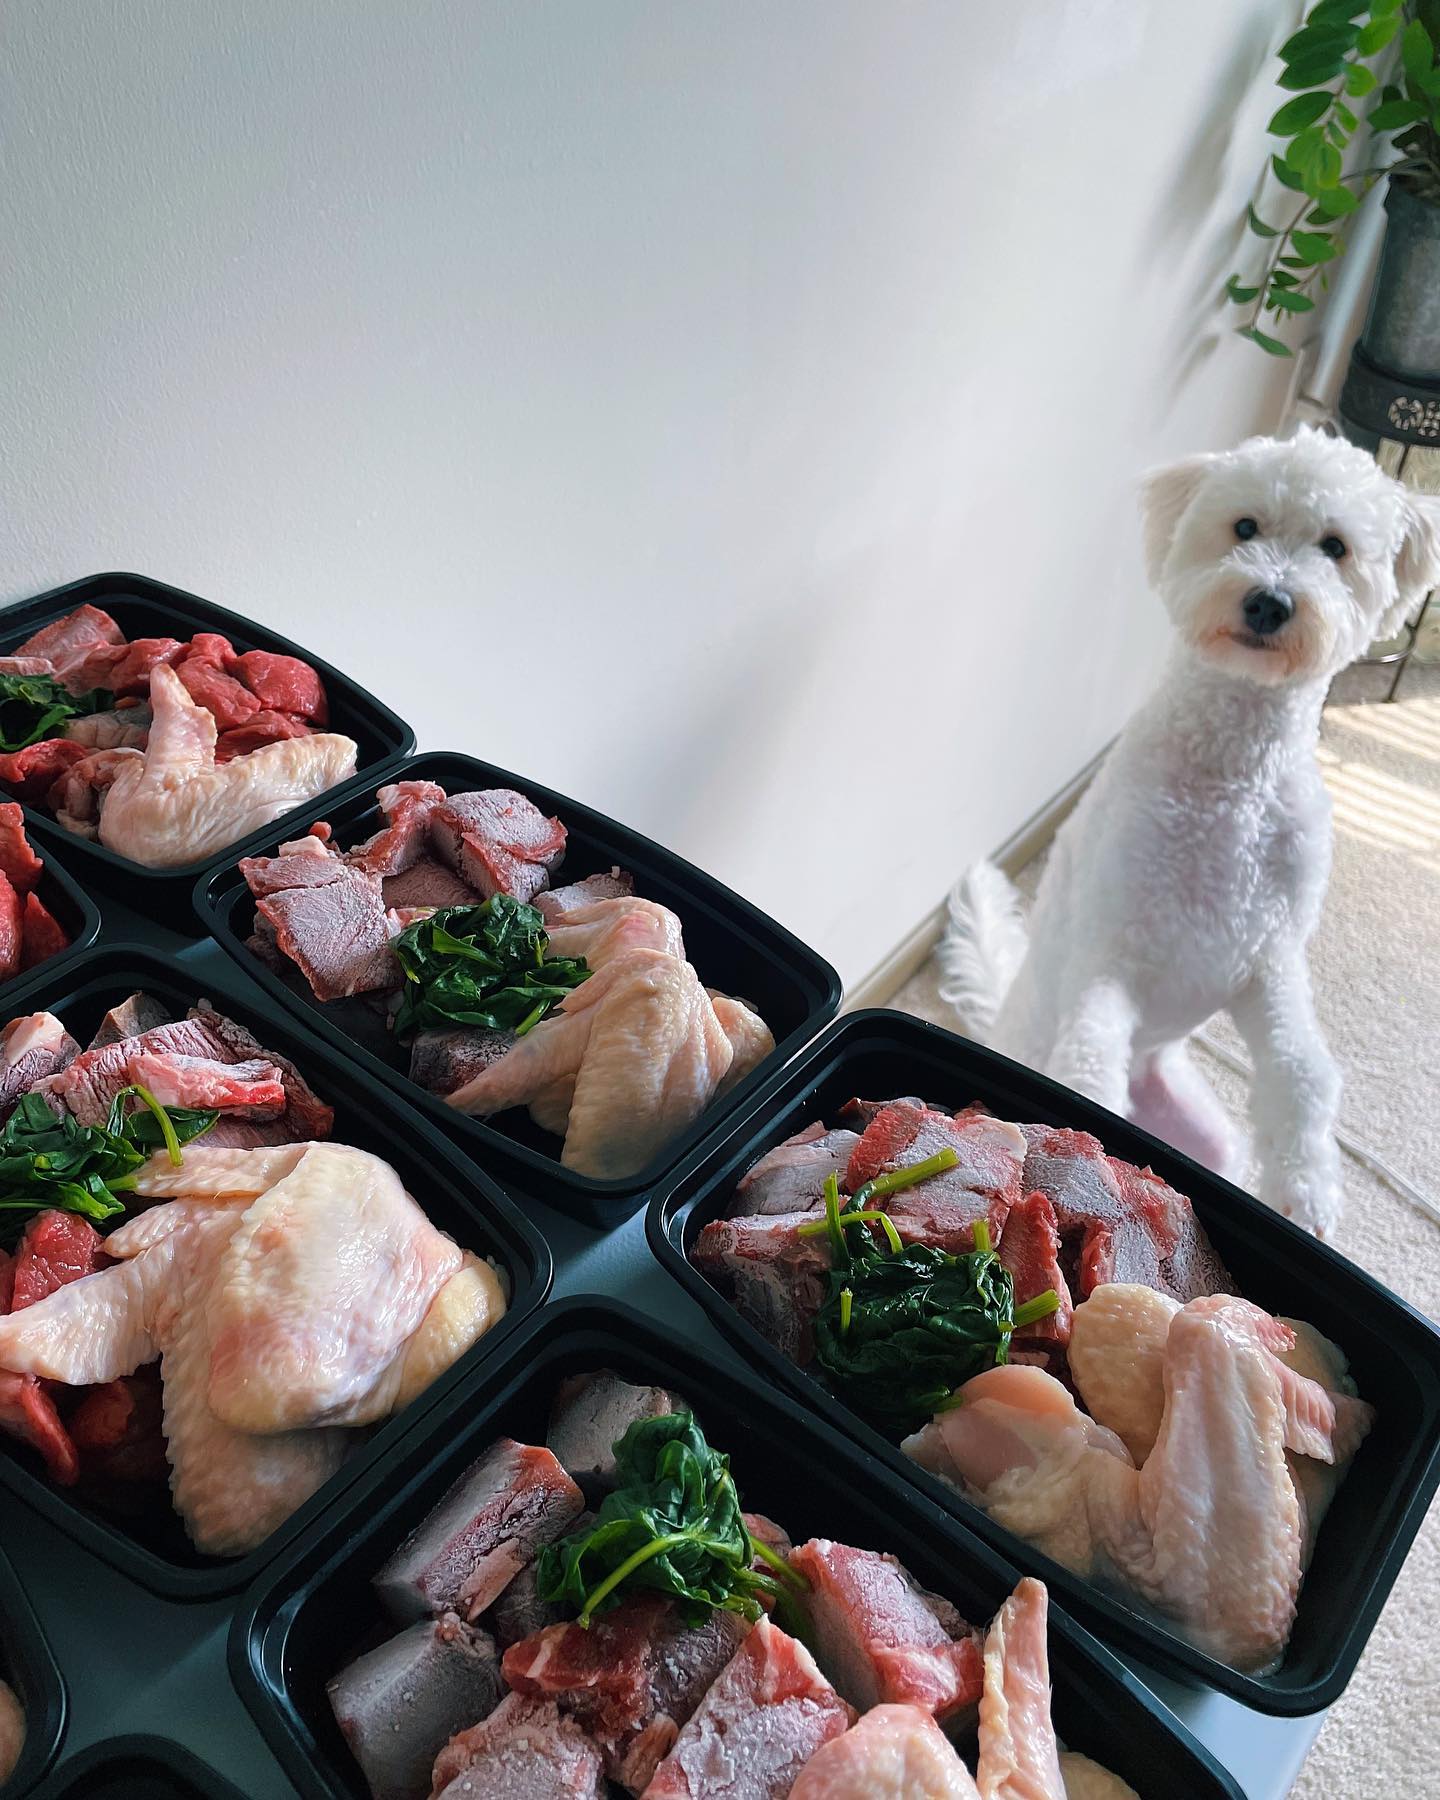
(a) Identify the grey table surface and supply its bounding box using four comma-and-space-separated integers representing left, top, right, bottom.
5, 930, 1321, 1800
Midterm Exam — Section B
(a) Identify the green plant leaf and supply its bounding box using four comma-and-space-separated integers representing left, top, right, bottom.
1272, 152, 1307, 190
1247, 203, 1281, 237
1271, 269, 1301, 288
1269, 90, 1333, 134
1345, 61, 1379, 95
1280, 254, 1308, 266
1238, 325, 1293, 355
1225, 275, 1260, 303
1333, 99, 1358, 130
1308, 0, 1368, 20
1357, 14, 1401, 54
1370, 96, 1429, 128
1270, 289, 1317, 312
1292, 229, 1340, 262
1402, 19, 1435, 86
1368, 0, 1403, 16
1279, 22, 1358, 61
1309, 182, 1360, 219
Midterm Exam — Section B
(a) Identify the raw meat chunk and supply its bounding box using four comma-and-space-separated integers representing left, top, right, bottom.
789, 1539, 982, 1726
328, 1611, 502, 1800
9, 1211, 108, 1310
536, 869, 635, 919
640, 1615, 854, 1799
0, 1676, 22, 1786
230, 649, 330, 723
87, 992, 173, 1049
836, 1096, 925, 1130
100, 636, 185, 697
546, 1369, 688, 1498
504, 1595, 749, 1794
176, 654, 263, 731
410, 1028, 516, 1097
19, 893, 70, 972
1067, 1284, 1180, 1464
735, 1124, 862, 1217
188, 1002, 336, 1140
0, 805, 43, 893
349, 780, 448, 876
845, 1105, 1023, 1253
215, 710, 311, 762
431, 789, 567, 905
0, 876, 22, 982
790, 1705, 982, 1799
489, 1515, 592, 1648
0, 1012, 79, 1120
691, 1212, 832, 1361
252, 858, 399, 999
383, 858, 479, 910
68, 1366, 169, 1483
124, 1051, 288, 1116
0, 739, 89, 802
997, 1193, 1073, 1354
240, 836, 340, 895
15, 604, 123, 669
0, 1371, 78, 1483
376, 1439, 584, 1622
431, 1693, 606, 1800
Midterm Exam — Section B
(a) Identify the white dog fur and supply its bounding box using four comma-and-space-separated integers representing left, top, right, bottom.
940, 426, 1440, 1237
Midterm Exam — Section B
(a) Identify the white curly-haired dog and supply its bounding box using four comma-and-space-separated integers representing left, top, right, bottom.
941, 426, 1440, 1237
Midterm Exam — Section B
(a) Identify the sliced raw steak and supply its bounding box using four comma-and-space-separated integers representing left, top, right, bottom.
409, 1028, 517, 1097
250, 856, 399, 999
347, 779, 448, 877
432, 1693, 606, 1800
376, 1439, 584, 1622
0, 805, 43, 893
789, 1539, 982, 1727
0, 1013, 79, 1122
124, 1051, 288, 1117
382, 859, 478, 910
844, 1104, 1023, 1253
546, 1370, 688, 1500
536, 869, 635, 920
87, 992, 174, 1050
431, 790, 567, 905
639, 1615, 853, 1799
735, 1123, 862, 1217
997, 1192, 1073, 1353
328, 1612, 502, 1800
691, 1212, 833, 1362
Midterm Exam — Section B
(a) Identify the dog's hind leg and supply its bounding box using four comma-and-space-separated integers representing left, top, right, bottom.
1046, 978, 1137, 1118
1230, 955, 1344, 1238
1129, 1042, 1247, 1182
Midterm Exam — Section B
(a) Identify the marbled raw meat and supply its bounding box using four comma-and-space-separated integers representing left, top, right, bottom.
348, 779, 448, 876
0, 805, 43, 892
690, 1211, 832, 1361
546, 1370, 687, 1499
430, 789, 567, 905
431, 1692, 606, 1800
845, 1104, 1024, 1253
0, 1012, 78, 1122
734, 1123, 862, 1218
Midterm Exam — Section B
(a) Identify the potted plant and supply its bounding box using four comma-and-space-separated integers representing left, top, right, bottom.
1230, 0, 1440, 377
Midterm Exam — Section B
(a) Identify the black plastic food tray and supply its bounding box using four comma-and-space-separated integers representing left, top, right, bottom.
33, 1735, 247, 1800
0, 574, 416, 923
0, 842, 101, 1010
0, 943, 553, 1601
647, 1008, 1440, 1716
196, 750, 843, 1227
0, 1546, 65, 1799
230, 1296, 1243, 1800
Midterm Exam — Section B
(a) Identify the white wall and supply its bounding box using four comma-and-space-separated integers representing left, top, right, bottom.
2, 1, 1294, 986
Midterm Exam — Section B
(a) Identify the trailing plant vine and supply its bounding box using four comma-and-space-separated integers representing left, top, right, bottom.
1229, 0, 1440, 355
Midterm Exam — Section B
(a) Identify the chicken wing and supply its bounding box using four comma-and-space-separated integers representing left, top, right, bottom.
976, 1579, 1065, 1800
791, 1704, 982, 1799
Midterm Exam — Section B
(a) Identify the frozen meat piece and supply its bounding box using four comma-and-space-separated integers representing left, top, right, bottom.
431, 1692, 606, 1800
431, 789, 567, 905
845, 1103, 1023, 1253
546, 1369, 688, 1498
489, 1513, 593, 1648
328, 1611, 501, 1800
0, 1011, 79, 1121
996, 1193, 1073, 1354
410, 1027, 517, 1098
383, 859, 480, 910
691, 1211, 832, 1362
735, 1123, 862, 1217
87, 992, 174, 1049
249, 853, 399, 1000
536, 869, 635, 919
377, 1439, 584, 1622
348, 780, 449, 877
124, 1050, 288, 1116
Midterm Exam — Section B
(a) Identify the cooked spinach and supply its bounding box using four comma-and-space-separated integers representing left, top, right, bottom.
536, 1411, 805, 1628
391, 897, 590, 1038
0, 673, 113, 754
0, 1085, 218, 1247
809, 1171, 1060, 1434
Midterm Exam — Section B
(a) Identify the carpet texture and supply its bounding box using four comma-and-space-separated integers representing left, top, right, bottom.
890, 659, 1440, 1797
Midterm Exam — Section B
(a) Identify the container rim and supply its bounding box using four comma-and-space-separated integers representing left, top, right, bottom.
33, 1733, 249, 1800
0, 1544, 66, 1800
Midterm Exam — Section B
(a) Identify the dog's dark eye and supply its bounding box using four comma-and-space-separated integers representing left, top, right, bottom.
1234, 517, 1259, 541
1320, 534, 1347, 560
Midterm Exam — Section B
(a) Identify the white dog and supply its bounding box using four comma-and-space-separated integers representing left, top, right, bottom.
941, 427, 1440, 1237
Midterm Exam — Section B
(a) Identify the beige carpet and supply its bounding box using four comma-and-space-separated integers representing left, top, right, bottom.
890, 661, 1440, 1798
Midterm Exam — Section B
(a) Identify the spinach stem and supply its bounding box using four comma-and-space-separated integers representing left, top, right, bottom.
799, 1206, 902, 1253
126, 1083, 184, 1167
850, 1145, 961, 1210
748, 1534, 810, 1592
577, 1531, 694, 1626
1012, 1288, 1062, 1329
972, 1218, 992, 1255
839, 1286, 853, 1335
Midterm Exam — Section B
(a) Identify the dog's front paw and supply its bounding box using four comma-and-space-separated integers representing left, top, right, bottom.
1260, 1169, 1344, 1240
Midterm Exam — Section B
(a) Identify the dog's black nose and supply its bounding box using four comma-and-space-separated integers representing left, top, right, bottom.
1241, 588, 1294, 636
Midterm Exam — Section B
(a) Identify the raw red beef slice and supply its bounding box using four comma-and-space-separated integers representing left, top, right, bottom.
735, 1123, 862, 1217
0, 1373, 78, 1484
376, 1439, 584, 1622
87, 993, 173, 1049
328, 1611, 502, 1800
248, 854, 399, 999
503, 1594, 749, 1795
215, 710, 311, 762
19, 894, 70, 972
0, 877, 23, 982
692, 1213, 833, 1362
0, 740, 89, 803
431, 1693, 606, 1800
431, 790, 567, 905
997, 1192, 1074, 1351
124, 1051, 288, 1116
639, 1615, 854, 1799
844, 1103, 1024, 1253
347, 780, 448, 876
0, 805, 43, 893
9, 1211, 108, 1310
0, 1012, 79, 1121
14, 604, 123, 670
789, 1539, 981, 1727
546, 1370, 689, 1498
230, 649, 329, 723
99, 636, 185, 697
175, 652, 262, 730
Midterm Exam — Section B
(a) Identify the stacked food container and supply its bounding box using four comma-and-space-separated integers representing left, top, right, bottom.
0, 574, 1434, 1798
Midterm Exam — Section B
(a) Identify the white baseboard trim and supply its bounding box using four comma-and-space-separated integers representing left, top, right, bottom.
841, 743, 1110, 1014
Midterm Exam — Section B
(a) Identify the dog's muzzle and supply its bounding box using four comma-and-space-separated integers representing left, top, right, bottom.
1241, 587, 1294, 637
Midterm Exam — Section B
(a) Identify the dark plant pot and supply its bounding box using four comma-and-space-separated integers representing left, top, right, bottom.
1361, 180, 1440, 381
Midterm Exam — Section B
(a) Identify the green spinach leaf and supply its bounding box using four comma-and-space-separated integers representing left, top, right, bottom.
391, 897, 590, 1038
0, 674, 113, 754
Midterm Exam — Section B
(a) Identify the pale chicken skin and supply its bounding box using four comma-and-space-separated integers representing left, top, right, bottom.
1068, 1284, 1180, 1464
1057, 1752, 1139, 1800
0, 1143, 505, 1554
976, 1579, 1066, 1800
0, 1677, 23, 1785
96, 663, 357, 867
904, 1293, 1374, 1673
541, 896, 686, 967
445, 948, 774, 1179
791, 1704, 981, 1799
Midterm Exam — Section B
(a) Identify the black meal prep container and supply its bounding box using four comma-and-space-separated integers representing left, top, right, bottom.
196, 750, 843, 1228
0, 574, 416, 925
0, 841, 101, 1007
0, 1545, 65, 1799
230, 1296, 1244, 1800
647, 1007, 1440, 1717
0, 942, 553, 1601
33, 1736, 247, 1800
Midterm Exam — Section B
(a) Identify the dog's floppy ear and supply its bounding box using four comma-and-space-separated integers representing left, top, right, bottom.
1389, 493, 1440, 634
1139, 453, 1215, 586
